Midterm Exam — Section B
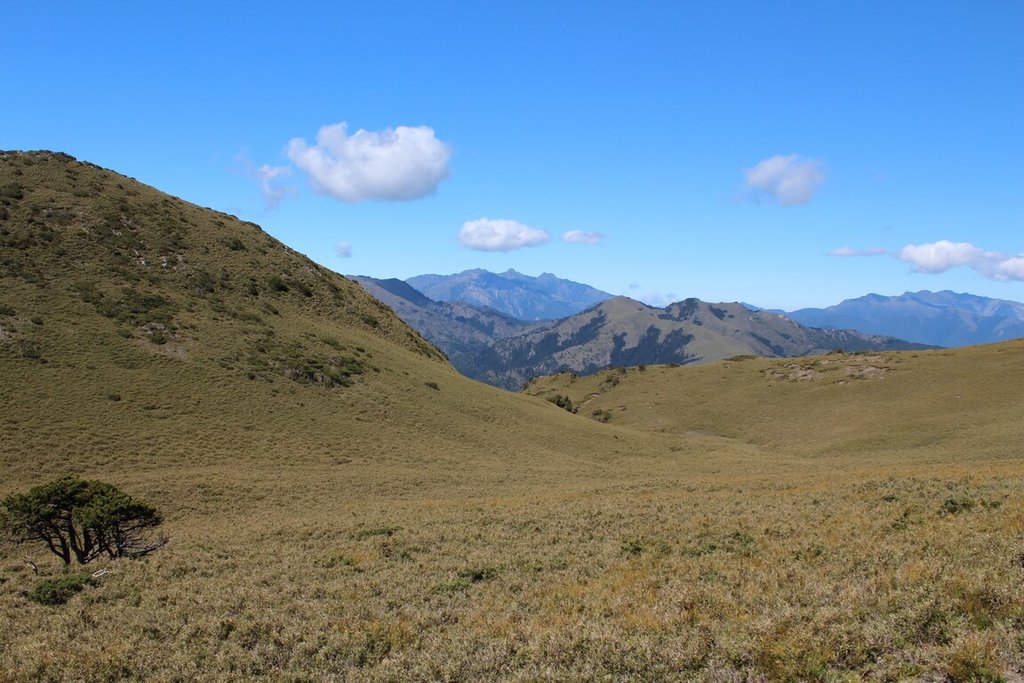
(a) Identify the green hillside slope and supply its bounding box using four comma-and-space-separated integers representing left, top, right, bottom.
525, 342, 1024, 461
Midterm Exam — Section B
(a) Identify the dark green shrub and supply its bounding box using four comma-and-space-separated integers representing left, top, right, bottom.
942, 497, 976, 515
457, 566, 497, 583
622, 538, 645, 556
547, 394, 575, 413
28, 573, 93, 605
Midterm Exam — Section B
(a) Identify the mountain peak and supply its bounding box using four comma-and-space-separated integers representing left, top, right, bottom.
406, 269, 613, 321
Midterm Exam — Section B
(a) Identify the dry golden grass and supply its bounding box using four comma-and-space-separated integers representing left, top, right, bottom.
2, 152, 1023, 681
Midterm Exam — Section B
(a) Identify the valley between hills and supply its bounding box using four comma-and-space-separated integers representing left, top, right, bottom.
2, 151, 1024, 681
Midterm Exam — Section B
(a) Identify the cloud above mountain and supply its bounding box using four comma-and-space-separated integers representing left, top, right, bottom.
287, 122, 451, 202
458, 218, 550, 252
335, 241, 353, 258
897, 240, 1024, 281
562, 230, 606, 245
745, 154, 825, 206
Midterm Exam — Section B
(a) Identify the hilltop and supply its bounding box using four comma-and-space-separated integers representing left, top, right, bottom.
2, 152, 1024, 681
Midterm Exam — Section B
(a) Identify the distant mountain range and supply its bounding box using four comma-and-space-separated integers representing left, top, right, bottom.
406, 268, 612, 320
353, 276, 545, 378
475, 297, 931, 389
786, 290, 1024, 347
354, 272, 933, 389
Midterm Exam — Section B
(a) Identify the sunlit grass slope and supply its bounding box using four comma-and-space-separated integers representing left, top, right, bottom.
1, 152, 1024, 681
525, 344, 1024, 462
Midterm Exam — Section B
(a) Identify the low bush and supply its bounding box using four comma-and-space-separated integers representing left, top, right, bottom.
28, 573, 93, 606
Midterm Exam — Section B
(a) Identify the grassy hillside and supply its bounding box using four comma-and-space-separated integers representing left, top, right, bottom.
2, 152, 1024, 681
524, 342, 1024, 462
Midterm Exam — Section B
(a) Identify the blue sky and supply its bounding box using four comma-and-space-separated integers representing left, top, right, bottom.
4, 1, 1022, 309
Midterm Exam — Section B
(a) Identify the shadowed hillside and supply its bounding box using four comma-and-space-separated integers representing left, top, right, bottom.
479, 296, 932, 389
353, 274, 544, 380
3, 152, 1024, 681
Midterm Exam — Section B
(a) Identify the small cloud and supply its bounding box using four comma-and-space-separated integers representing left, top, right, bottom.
255, 164, 292, 207
562, 230, 606, 245
744, 154, 825, 206
287, 122, 451, 202
896, 240, 1024, 281
458, 218, 550, 252
828, 246, 887, 257
627, 282, 640, 291
635, 291, 678, 307
234, 150, 295, 208
335, 242, 353, 258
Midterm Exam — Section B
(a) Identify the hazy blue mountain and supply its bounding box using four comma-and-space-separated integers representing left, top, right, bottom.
406, 269, 613, 321
787, 290, 1024, 347
353, 276, 544, 381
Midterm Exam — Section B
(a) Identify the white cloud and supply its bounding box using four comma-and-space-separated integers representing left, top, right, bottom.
896, 240, 1024, 281
828, 246, 886, 257
635, 291, 679, 307
458, 218, 550, 252
234, 150, 295, 207
335, 242, 352, 258
287, 122, 451, 202
744, 154, 825, 206
255, 164, 292, 207
562, 230, 606, 245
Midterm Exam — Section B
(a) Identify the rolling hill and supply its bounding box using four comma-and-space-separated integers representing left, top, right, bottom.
3, 151, 1024, 681
525, 339, 1024, 460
